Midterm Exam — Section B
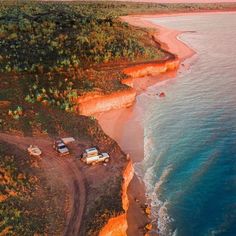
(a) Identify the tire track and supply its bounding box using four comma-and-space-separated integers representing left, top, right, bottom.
0, 133, 86, 236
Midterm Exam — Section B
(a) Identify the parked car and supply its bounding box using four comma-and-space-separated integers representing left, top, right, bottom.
27, 145, 42, 157
82, 151, 109, 165
81, 147, 99, 158
53, 139, 69, 156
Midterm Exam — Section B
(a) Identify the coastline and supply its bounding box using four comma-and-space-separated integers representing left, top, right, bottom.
96, 11, 236, 235
120, 15, 195, 62
96, 13, 196, 235
2, 3, 236, 235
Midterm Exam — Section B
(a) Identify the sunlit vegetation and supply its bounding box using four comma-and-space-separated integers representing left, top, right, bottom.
0, 2, 168, 112
91, 1, 236, 14
22, 70, 129, 112
0, 2, 162, 74
0, 73, 117, 143
1, 1, 235, 74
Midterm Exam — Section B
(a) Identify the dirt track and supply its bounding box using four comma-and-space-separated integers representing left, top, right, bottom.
0, 132, 86, 236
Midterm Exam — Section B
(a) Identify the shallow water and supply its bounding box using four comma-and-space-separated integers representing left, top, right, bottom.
136, 13, 236, 236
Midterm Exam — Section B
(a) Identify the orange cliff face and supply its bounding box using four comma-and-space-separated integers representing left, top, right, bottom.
122, 161, 134, 212
122, 59, 180, 81
75, 89, 136, 116
74, 59, 179, 116
99, 161, 134, 236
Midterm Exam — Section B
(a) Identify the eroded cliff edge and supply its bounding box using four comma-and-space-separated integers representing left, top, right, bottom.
99, 161, 134, 236
75, 58, 179, 116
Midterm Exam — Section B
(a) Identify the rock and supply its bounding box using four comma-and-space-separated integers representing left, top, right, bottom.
135, 197, 140, 203
159, 92, 166, 97
145, 206, 151, 216
145, 223, 152, 231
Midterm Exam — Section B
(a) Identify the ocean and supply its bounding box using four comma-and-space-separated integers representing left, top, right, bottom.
136, 13, 236, 236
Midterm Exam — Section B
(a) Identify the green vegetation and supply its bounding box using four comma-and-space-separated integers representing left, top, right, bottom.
0, 2, 162, 74
1, 1, 235, 75
0, 2, 168, 112
22, 70, 130, 112
4, 0, 233, 112
0, 142, 65, 235
0, 74, 117, 141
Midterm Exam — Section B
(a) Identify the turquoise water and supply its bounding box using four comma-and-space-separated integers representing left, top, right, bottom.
137, 13, 236, 236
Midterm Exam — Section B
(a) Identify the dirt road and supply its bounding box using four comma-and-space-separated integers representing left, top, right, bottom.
0, 132, 86, 236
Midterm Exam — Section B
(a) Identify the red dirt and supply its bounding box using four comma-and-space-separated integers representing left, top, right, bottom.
0, 132, 85, 236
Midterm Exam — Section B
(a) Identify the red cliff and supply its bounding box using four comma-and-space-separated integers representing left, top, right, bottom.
75, 59, 179, 116
76, 89, 136, 116
122, 59, 180, 81
99, 161, 134, 236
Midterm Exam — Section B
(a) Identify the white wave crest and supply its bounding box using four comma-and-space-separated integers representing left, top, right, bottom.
141, 164, 176, 236
135, 136, 177, 236
154, 165, 173, 193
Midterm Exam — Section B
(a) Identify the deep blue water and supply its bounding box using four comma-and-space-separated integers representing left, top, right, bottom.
136, 13, 236, 236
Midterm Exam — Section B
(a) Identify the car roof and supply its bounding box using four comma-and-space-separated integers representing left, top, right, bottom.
85, 147, 97, 152
58, 143, 66, 147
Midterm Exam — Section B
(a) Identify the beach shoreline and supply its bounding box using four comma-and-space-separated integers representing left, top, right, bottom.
96, 13, 194, 235
96, 11, 236, 235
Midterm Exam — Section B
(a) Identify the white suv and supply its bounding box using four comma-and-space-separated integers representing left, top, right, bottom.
53, 139, 69, 156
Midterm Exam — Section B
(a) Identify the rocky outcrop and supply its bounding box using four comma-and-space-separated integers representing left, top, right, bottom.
99, 161, 134, 236
99, 214, 127, 236
75, 89, 136, 116
122, 161, 134, 212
